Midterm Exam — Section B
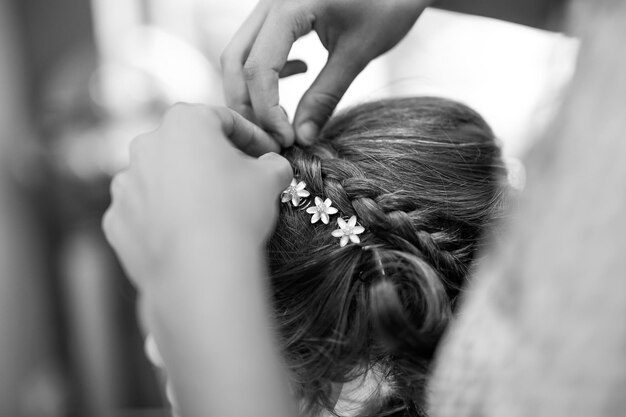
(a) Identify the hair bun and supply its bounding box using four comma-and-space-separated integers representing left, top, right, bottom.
362, 246, 452, 359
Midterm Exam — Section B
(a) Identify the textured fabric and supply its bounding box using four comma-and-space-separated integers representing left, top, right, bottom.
427, 2, 626, 416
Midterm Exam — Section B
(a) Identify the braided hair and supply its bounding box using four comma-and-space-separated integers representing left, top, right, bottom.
267, 97, 508, 417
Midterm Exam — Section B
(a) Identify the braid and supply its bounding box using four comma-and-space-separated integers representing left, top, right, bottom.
269, 97, 508, 417
315, 156, 469, 290
291, 148, 325, 193
287, 144, 473, 301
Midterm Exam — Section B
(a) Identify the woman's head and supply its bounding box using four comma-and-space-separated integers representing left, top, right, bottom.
268, 97, 508, 416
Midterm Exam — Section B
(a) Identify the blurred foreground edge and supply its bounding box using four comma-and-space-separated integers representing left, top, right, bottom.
428, 0, 626, 416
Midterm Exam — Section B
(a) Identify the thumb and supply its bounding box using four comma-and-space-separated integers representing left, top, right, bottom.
257, 152, 293, 192
293, 47, 367, 145
214, 106, 281, 157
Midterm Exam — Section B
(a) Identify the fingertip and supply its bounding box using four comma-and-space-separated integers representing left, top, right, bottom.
276, 124, 296, 149
267, 110, 295, 148
249, 104, 294, 149
258, 152, 293, 186
258, 151, 289, 167
295, 121, 319, 146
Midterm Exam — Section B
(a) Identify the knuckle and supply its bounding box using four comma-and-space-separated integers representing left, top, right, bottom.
279, 5, 312, 35
269, 2, 291, 19
242, 59, 261, 81
306, 91, 341, 116
109, 173, 127, 200
101, 209, 116, 244
243, 58, 279, 83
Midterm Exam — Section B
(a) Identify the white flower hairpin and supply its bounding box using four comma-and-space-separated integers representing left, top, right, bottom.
280, 178, 365, 246
306, 197, 338, 224
281, 179, 310, 206
332, 216, 365, 247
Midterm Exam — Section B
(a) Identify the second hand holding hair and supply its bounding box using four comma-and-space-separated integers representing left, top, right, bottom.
103, 103, 296, 417
103, 103, 292, 283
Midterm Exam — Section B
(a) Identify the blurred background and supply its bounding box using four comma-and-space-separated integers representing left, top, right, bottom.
0, 0, 576, 416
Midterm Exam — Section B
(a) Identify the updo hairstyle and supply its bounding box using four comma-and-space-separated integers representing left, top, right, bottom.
267, 97, 508, 417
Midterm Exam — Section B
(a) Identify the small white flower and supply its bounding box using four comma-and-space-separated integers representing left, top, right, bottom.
306, 196, 338, 224
281, 179, 310, 206
332, 216, 365, 247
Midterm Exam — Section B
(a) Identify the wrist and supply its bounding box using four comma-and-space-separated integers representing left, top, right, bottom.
152, 228, 264, 290
140, 244, 293, 417
143, 231, 270, 360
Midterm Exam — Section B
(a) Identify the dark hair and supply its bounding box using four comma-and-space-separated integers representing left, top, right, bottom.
267, 97, 508, 416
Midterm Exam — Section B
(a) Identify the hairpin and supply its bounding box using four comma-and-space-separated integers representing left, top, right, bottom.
281, 179, 310, 206
280, 178, 365, 246
306, 196, 338, 224
332, 216, 365, 247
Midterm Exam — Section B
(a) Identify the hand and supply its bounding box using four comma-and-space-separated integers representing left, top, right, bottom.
104, 105, 296, 417
102, 103, 293, 288
221, 0, 432, 150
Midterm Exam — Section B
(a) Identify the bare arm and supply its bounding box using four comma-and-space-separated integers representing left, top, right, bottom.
103, 104, 296, 417
142, 239, 294, 417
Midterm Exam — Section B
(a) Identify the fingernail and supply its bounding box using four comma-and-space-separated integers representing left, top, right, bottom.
297, 121, 319, 146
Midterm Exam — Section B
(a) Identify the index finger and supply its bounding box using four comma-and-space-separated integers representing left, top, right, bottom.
243, 7, 314, 147
221, 0, 272, 121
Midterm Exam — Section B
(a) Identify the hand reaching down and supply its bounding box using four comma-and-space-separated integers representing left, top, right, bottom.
221, 0, 432, 150
103, 104, 295, 417
103, 103, 293, 288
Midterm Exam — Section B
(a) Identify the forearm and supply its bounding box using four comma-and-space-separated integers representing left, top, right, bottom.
143, 237, 295, 417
